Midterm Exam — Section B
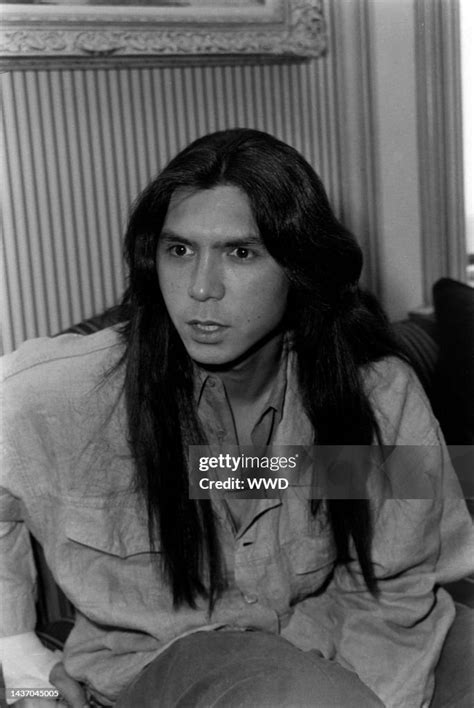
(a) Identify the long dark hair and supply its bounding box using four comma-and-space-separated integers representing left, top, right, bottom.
120, 129, 403, 608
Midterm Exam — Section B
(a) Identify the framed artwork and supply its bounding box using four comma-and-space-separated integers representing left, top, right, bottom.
0, 0, 326, 69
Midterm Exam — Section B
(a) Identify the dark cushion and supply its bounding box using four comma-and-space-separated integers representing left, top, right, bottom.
432, 278, 474, 445
36, 619, 75, 652
62, 304, 126, 336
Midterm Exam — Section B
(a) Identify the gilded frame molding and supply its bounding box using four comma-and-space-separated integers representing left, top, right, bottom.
0, 0, 326, 69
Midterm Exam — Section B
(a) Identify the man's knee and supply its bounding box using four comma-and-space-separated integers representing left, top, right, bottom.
116, 631, 384, 708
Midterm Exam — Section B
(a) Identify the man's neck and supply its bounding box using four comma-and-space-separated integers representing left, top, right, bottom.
198, 331, 284, 407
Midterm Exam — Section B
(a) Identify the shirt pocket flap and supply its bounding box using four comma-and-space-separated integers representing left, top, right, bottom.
65, 504, 155, 558
291, 535, 336, 574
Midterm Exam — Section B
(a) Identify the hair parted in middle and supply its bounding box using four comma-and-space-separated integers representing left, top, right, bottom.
120, 128, 405, 609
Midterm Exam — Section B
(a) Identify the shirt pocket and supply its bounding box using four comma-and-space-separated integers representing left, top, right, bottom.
54, 502, 164, 621
64, 502, 155, 557
286, 534, 336, 601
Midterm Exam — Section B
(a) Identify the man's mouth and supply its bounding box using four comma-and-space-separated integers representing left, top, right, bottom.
188, 320, 228, 332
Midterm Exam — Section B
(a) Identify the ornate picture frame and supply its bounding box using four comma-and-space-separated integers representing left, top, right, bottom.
0, 0, 326, 69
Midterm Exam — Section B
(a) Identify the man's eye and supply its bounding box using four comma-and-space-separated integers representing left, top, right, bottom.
170, 245, 190, 257
230, 247, 255, 260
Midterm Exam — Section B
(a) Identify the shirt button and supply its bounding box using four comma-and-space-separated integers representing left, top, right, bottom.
208, 378, 216, 388
217, 429, 226, 441
243, 592, 258, 604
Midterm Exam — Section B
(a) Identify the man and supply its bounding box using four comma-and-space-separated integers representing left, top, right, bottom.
1, 129, 473, 707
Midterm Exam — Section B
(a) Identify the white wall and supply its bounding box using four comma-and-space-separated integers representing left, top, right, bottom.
368, 0, 424, 318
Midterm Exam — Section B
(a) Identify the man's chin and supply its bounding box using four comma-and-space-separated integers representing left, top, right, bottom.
183, 329, 284, 371
182, 341, 244, 370
188, 349, 240, 370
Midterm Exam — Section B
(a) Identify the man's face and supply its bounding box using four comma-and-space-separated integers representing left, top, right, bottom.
156, 185, 289, 367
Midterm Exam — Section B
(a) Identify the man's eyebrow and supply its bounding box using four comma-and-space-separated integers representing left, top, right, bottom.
159, 231, 194, 246
158, 230, 264, 248
221, 235, 263, 248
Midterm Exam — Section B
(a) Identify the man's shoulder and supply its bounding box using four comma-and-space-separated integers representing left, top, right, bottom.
362, 356, 437, 444
1, 327, 125, 418
362, 355, 419, 397
2, 327, 124, 383
1, 327, 130, 498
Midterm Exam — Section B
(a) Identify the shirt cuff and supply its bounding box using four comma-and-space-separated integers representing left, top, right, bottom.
0, 631, 61, 704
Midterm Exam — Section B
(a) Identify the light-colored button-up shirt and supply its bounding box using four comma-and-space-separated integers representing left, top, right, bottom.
1, 327, 473, 707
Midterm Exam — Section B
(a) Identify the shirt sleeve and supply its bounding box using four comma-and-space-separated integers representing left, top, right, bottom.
283, 496, 473, 707
1, 346, 52, 638
0, 506, 60, 703
325, 361, 474, 707
1, 356, 61, 702
324, 496, 472, 708
0, 506, 37, 637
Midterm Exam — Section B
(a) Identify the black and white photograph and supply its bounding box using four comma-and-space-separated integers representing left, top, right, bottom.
1, 1, 473, 707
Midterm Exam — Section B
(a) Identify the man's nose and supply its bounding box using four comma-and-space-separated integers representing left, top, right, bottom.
188, 254, 225, 301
